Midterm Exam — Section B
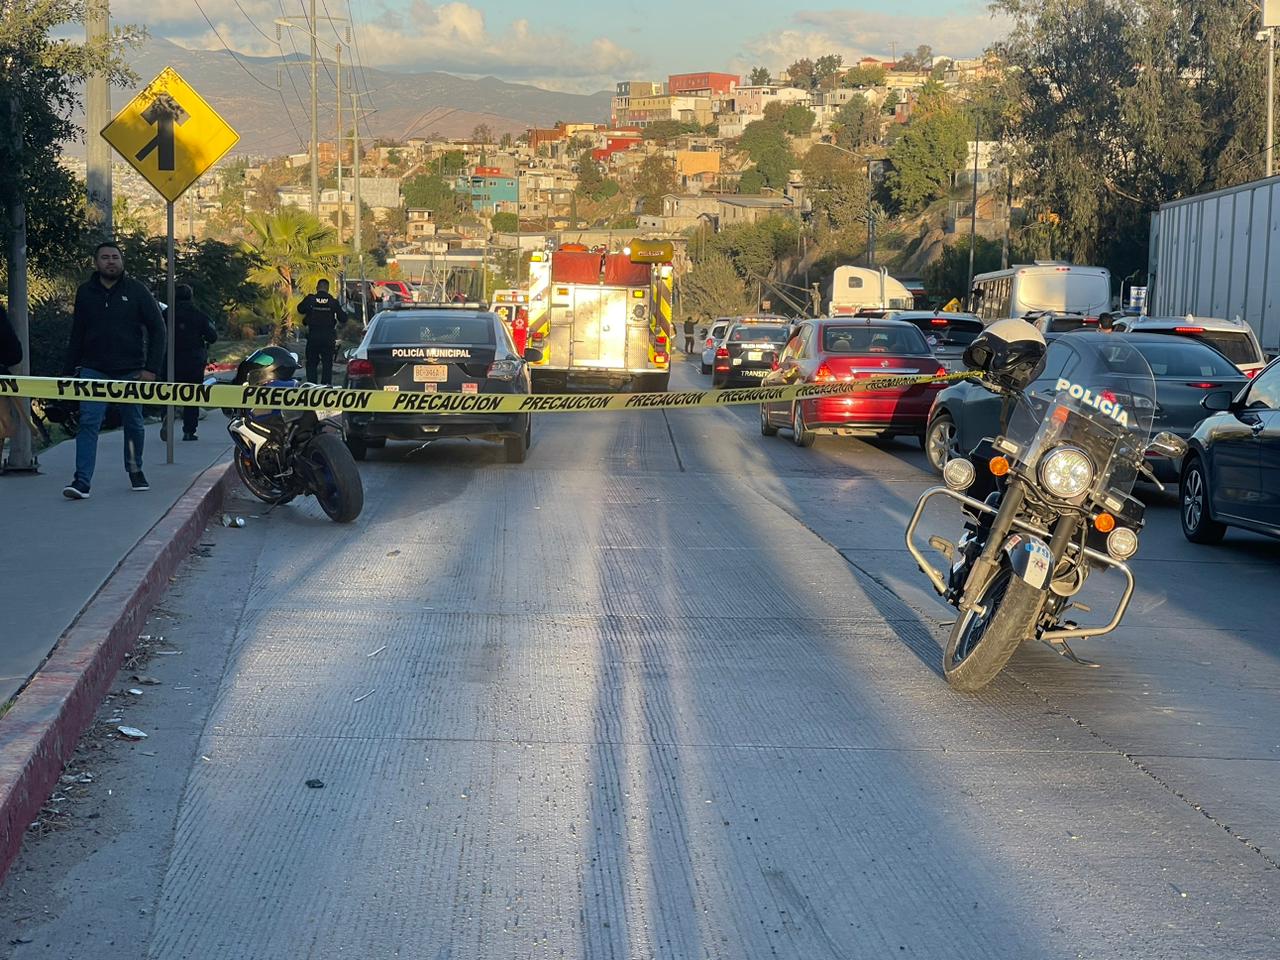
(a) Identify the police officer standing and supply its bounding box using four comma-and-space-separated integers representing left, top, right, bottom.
162, 284, 217, 441
296, 279, 346, 385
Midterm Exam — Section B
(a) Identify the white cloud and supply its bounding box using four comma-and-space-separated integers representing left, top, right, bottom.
123, 0, 642, 93
736, 5, 1012, 73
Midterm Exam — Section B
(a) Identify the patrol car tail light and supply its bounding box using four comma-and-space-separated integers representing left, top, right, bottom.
813, 363, 836, 382
715, 347, 729, 359
487, 359, 522, 381
347, 358, 374, 378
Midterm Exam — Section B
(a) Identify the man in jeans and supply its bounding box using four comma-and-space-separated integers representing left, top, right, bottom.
62, 241, 166, 499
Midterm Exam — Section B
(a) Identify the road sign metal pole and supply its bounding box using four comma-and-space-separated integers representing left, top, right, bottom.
166, 201, 176, 465
966, 116, 980, 312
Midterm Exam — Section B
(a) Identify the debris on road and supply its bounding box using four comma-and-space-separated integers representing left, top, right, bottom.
305, 779, 325, 789
366, 645, 387, 658
221, 514, 246, 528
127, 688, 144, 697
116, 726, 148, 740
353, 689, 377, 703
131, 675, 162, 685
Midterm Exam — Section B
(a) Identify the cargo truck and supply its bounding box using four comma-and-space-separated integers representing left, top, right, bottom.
1149, 177, 1280, 353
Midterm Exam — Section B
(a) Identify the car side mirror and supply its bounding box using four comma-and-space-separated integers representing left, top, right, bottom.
1147, 431, 1188, 460
1201, 390, 1234, 413
523, 347, 544, 364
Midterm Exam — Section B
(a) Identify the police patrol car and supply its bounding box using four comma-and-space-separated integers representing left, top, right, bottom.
342, 303, 540, 463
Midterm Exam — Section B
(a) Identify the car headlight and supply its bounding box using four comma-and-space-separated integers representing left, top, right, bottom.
1039, 446, 1094, 499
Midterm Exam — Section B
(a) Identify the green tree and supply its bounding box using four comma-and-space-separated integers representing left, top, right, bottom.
843, 65, 887, 88
886, 99, 970, 213
500, 132, 513, 149
112, 233, 262, 331
437, 149, 467, 175
243, 209, 347, 342
739, 119, 795, 188
815, 54, 844, 88
781, 104, 816, 136
737, 168, 766, 194
882, 90, 901, 116
577, 155, 604, 196
633, 155, 677, 215
678, 254, 754, 319
491, 211, 518, 232
801, 147, 868, 236
402, 174, 464, 224
748, 66, 772, 86
923, 236, 1004, 303
708, 217, 799, 280
472, 123, 493, 144
643, 119, 700, 141
833, 96, 880, 149
786, 57, 817, 90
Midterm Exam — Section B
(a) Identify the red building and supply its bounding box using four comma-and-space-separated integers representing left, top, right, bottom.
591, 131, 643, 163
667, 72, 739, 96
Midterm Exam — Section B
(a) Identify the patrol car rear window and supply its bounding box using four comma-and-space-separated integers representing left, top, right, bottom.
373, 315, 495, 346
729, 326, 789, 342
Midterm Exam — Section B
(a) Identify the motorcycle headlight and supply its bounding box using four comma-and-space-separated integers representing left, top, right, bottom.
942, 458, 976, 491
1106, 526, 1139, 560
1039, 446, 1094, 499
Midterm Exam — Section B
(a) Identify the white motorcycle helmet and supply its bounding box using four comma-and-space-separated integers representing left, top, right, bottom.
962, 317, 1048, 391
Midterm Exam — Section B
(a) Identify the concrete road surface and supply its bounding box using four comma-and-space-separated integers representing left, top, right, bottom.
4, 359, 1280, 959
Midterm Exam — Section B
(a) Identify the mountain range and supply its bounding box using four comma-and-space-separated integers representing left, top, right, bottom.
100, 37, 614, 157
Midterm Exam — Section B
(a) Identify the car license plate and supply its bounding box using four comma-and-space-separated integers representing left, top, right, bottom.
414, 364, 448, 383
747, 351, 762, 361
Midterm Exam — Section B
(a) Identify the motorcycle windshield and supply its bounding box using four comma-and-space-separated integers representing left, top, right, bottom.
1003, 337, 1156, 500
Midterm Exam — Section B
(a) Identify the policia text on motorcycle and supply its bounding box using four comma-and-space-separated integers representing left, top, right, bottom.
296, 280, 348, 386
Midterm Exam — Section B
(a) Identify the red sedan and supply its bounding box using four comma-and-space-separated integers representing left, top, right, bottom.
760, 318, 947, 447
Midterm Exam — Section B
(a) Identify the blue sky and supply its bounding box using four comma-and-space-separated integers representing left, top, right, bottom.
124, 0, 1005, 92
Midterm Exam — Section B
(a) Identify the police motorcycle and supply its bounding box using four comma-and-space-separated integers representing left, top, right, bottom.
211, 346, 364, 523
905, 319, 1187, 691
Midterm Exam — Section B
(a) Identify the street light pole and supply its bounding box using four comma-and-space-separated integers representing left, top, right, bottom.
1269, 27, 1276, 177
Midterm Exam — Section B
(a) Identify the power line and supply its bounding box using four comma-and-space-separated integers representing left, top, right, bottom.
340, 0, 377, 137
191, 0, 305, 150
275, 0, 314, 138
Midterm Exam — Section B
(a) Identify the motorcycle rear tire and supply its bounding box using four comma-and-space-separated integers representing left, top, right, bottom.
308, 433, 365, 523
943, 566, 1044, 693
235, 447, 294, 505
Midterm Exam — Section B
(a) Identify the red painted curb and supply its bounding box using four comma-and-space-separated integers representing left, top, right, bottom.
0, 458, 234, 883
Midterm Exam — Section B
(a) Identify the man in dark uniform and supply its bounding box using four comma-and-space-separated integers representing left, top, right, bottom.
63, 241, 166, 499
682, 316, 695, 355
163, 284, 217, 441
296, 279, 346, 385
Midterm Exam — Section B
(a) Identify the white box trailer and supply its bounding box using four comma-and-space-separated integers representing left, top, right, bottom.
1149, 176, 1280, 352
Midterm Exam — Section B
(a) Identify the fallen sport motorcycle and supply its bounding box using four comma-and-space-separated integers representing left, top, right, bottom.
210, 346, 364, 523
905, 319, 1187, 691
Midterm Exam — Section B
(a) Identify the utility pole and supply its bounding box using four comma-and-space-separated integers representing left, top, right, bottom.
85, 0, 112, 237
965, 116, 980, 311
309, 0, 318, 214
1270, 28, 1276, 177
352, 92, 363, 255
335, 44, 343, 242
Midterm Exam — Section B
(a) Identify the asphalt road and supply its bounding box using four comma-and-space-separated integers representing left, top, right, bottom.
4, 358, 1280, 959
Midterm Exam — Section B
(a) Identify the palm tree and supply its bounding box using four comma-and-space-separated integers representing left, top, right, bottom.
244, 208, 347, 342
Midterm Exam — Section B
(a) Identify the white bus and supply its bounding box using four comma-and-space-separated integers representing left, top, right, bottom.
971, 263, 1112, 322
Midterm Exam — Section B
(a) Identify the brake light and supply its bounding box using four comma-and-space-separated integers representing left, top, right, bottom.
1187, 382, 1220, 389
930, 318, 949, 326
716, 347, 729, 358
346, 358, 374, 377
1174, 326, 1205, 334
1245, 368, 1258, 378
656, 335, 667, 347
532, 329, 546, 342
814, 362, 836, 382
705, 337, 714, 349
935, 366, 947, 377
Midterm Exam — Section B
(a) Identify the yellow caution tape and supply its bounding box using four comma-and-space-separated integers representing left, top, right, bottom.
0, 371, 975, 416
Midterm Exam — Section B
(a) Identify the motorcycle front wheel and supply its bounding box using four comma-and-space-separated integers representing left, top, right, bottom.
306, 432, 364, 523
943, 565, 1045, 692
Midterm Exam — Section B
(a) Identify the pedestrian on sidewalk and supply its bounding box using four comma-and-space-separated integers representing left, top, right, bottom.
296, 279, 346, 385
0, 301, 25, 464
682, 316, 695, 355
62, 241, 166, 500
162, 284, 217, 442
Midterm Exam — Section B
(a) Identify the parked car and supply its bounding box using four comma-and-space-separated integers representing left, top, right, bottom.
1180, 357, 1280, 543
923, 332, 1248, 476
699, 317, 732, 374
760, 318, 946, 447
712, 321, 791, 387
374, 280, 416, 304
884, 311, 983, 372
343, 304, 539, 463
1114, 314, 1268, 377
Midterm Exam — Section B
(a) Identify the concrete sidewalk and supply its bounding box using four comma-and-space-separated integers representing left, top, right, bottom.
0, 419, 231, 702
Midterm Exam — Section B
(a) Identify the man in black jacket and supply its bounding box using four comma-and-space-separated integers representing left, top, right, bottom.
62, 241, 166, 499
0, 302, 20, 373
296, 279, 346, 385
162, 283, 217, 442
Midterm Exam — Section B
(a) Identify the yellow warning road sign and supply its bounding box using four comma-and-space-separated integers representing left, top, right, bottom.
102, 67, 239, 203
